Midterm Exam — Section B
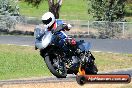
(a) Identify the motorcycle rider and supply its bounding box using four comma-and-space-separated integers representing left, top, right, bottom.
40, 12, 73, 50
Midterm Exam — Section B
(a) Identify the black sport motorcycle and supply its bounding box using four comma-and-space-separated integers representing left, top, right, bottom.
34, 26, 98, 78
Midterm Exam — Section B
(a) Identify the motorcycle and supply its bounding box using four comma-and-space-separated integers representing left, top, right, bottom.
34, 25, 98, 78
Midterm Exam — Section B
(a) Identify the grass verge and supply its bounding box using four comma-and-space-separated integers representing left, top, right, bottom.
0, 44, 132, 80
18, 0, 92, 20
0, 44, 51, 80
18, 0, 131, 21
93, 52, 132, 71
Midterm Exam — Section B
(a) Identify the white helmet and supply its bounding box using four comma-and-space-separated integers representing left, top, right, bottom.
41, 12, 55, 28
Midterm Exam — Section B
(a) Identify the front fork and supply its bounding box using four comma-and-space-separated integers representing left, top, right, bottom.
78, 51, 95, 75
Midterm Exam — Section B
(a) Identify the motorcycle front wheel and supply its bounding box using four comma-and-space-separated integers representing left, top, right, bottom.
44, 53, 67, 78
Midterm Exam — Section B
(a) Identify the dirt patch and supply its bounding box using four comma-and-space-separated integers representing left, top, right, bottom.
15, 24, 35, 32
1, 81, 131, 88
15, 24, 95, 34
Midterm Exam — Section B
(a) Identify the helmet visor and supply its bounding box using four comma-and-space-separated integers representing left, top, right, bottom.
42, 17, 52, 25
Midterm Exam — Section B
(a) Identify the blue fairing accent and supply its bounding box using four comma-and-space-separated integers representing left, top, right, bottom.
51, 32, 66, 46
56, 19, 63, 25
78, 42, 91, 51
58, 32, 67, 39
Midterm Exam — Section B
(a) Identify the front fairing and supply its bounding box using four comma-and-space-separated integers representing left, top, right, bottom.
34, 28, 52, 49
77, 41, 91, 52
34, 26, 44, 39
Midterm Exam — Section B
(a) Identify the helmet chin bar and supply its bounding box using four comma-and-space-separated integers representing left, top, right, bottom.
43, 25, 49, 29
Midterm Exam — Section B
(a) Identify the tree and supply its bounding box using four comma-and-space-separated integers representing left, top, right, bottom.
88, 0, 127, 39
0, 0, 20, 30
0, 0, 19, 16
24, 0, 63, 19
88, 0, 127, 22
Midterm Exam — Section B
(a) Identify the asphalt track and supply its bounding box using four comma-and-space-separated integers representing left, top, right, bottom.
0, 35, 132, 54
0, 35, 132, 85
0, 68, 132, 85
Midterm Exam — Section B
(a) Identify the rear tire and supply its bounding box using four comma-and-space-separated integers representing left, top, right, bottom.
85, 64, 98, 74
76, 75, 86, 85
85, 52, 98, 74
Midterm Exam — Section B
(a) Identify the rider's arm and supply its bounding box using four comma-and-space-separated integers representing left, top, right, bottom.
52, 24, 63, 33
52, 19, 72, 33
62, 23, 72, 31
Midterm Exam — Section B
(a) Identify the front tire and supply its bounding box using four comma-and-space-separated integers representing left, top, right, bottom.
44, 54, 67, 78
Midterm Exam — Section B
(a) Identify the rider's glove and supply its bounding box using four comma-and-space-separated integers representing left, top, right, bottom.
63, 24, 72, 31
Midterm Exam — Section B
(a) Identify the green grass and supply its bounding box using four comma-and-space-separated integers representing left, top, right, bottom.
0, 44, 132, 80
18, 0, 92, 20
18, 0, 132, 21
18, 1, 49, 18
0, 44, 51, 80
93, 52, 132, 71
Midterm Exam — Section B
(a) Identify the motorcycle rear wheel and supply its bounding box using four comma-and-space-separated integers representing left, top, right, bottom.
85, 64, 98, 74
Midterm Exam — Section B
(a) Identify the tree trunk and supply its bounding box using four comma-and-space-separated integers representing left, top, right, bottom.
48, 0, 63, 19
